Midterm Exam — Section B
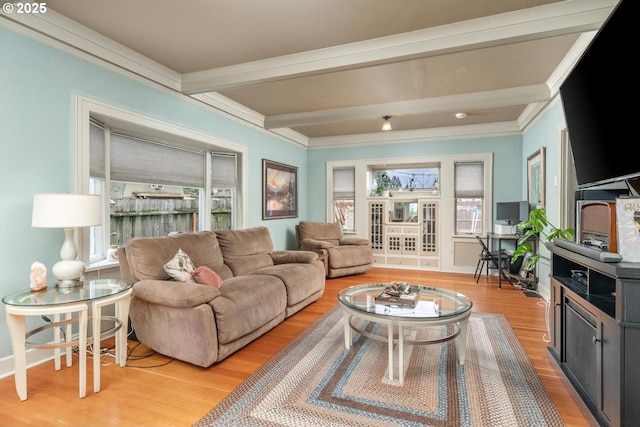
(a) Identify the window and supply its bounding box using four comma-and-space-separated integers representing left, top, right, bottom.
454, 161, 484, 234
211, 153, 237, 230
373, 166, 439, 191
89, 120, 237, 264
333, 168, 355, 232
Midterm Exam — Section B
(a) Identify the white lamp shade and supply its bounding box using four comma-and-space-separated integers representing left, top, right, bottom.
32, 193, 102, 228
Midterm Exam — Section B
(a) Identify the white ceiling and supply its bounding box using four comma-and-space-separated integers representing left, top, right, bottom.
2, 0, 619, 147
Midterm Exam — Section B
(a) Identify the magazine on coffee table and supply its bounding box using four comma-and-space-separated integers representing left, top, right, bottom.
374, 282, 419, 308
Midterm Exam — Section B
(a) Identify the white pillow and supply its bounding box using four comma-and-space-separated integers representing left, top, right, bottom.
164, 248, 196, 282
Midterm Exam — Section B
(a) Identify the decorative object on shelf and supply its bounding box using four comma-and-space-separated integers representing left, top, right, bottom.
262, 159, 298, 219
615, 197, 640, 262
106, 245, 119, 261
29, 262, 47, 291
374, 282, 419, 307
511, 208, 574, 272
527, 147, 545, 210
31, 193, 102, 287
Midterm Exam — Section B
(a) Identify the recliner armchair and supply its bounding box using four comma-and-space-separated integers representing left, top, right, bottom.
296, 221, 373, 278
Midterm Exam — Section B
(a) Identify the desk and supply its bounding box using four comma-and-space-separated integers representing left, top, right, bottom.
487, 233, 537, 289
2, 279, 132, 401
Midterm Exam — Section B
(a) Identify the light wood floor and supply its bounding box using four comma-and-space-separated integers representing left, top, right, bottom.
0, 268, 598, 427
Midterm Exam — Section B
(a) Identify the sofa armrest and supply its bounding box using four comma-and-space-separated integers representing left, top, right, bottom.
339, 237, 371, 246
299, 238, 334, 250
133, 279, 220, 308
271, 250, 319, 264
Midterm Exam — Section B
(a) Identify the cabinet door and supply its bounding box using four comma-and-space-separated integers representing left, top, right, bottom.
600, 315, 621, 426
550, 278, 563, 360
419, 200, 438, 256
564, 297, 597, 406
368, 201, 385, 253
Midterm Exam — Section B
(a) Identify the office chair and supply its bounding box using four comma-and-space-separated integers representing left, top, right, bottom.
473, 235, 512, 284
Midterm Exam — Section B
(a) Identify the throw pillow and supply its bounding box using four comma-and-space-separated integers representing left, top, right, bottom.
193, 266, 223, 288
164, 248, 196, 282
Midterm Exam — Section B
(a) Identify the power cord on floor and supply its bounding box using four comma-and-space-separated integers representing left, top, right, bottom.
513, 286, 551, 343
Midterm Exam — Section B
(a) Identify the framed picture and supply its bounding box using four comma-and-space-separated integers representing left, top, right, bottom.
263, 159, 298, 219
527, 147, 546, 210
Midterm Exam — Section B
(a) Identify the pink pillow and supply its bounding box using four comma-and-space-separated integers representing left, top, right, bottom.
193, 266, 223, 288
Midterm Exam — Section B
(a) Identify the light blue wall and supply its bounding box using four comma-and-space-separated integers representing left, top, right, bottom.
523, 98, 565, 224
307, 136, 525, 223
0, 27, 307, 359
522, 98, 566, 294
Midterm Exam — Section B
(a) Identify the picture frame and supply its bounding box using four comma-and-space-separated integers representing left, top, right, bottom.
527, 147, 546, 210
263, 159, 298, 219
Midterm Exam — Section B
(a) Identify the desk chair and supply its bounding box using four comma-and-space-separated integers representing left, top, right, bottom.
473, 235, 512, 284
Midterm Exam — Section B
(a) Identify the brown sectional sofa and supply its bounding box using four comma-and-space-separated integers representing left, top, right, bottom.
118, 226, 325, 367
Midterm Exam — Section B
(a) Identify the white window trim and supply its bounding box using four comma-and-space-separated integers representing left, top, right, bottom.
326, 153, 493, 240
74, 95, 248, 265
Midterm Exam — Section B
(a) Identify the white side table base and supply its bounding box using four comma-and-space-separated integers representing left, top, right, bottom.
5, 302, 88, 401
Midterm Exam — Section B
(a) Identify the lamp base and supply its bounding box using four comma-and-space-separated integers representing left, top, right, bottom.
56, 278, 85, 288
52, 259, 85, 287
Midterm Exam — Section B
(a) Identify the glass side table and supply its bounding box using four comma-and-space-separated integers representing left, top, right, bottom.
2, 279, 133, 401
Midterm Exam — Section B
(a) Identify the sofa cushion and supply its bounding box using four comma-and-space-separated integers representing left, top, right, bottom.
216, 227, 275, 276
193, 266, 223, 288
252, 263, 324, 307
126, 231, 231, 282
133, 279, 220, 308
327, 245, 373, 269
297, 221, 343, 246
164, 249, 196, 282
209, 275, 286, 345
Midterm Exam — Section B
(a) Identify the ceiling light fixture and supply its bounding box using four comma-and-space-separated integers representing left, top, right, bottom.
455, 112, 467, 119
382, 115, 392, 131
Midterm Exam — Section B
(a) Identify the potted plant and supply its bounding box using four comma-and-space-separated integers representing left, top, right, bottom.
374, 186, 392, 197
510, 208, 575, 272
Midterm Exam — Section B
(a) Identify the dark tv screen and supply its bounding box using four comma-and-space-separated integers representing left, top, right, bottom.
560, 0, 637, 188
496, 201, 528, 225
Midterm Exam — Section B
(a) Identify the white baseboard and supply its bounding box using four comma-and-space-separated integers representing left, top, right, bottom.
0, 348, 55, 379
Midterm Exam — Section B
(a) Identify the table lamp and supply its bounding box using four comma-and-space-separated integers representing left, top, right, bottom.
32, 193, 102, 287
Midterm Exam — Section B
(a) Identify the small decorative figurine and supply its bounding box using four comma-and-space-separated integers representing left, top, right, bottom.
30, 262, 47, 291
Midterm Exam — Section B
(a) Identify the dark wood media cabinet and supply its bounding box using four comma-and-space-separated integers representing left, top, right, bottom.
548, 243, 640, 427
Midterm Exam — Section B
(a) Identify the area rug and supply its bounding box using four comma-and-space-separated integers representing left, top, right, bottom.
194, 306, 564, 427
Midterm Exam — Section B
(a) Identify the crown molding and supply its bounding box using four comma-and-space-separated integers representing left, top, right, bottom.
1, 9, 182, 91
191, 93, 309, 147
308, 121, 521, 149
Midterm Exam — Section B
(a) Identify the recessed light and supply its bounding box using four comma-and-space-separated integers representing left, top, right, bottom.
455, 112, 467, 119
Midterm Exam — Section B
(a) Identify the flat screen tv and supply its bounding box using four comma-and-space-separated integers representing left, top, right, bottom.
560, 0, 637, 189
496, 201, 529, 225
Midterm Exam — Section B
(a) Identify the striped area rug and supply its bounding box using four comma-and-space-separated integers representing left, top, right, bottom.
194, 306, 564, 426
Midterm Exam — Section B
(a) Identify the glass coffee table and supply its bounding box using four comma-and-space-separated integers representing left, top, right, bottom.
337, 283, 473, 384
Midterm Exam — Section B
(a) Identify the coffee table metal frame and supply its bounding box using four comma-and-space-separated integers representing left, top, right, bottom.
337, 283, 473, 384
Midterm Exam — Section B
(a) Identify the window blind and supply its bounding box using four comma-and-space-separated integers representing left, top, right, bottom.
211, 153, 237, 188
455, 162, 484, 198
89, 121, 105, 179
110, 133, 205, 188
333, 168, 355, 198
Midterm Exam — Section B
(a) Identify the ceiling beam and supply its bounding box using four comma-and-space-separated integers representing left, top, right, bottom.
263, 85, 550, 129
180, 0, 615, 95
